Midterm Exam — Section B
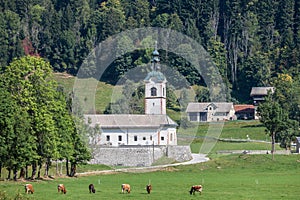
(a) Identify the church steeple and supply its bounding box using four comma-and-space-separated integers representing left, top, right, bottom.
144, 41, 167, 115
151, 41, 160, 71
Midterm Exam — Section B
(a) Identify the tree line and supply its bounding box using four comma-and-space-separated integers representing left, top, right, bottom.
0, 56, 91, 180
0, 0, 299, 103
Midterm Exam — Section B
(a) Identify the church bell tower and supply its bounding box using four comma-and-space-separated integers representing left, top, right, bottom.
144, 42, 167, 115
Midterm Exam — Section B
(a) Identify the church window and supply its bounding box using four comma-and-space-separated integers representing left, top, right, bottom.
151, 87, 157, 96
150, 136, 152, 141
143, 137, 146, 140
134, 135, 138, 141
163, 88, 165, 96
161, 136, 164, 141
118, 135, 122, 141
106, 135, 110, 141
170, 133, 173, 141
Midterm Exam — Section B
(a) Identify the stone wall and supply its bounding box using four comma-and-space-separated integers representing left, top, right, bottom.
89, 145, 192, 167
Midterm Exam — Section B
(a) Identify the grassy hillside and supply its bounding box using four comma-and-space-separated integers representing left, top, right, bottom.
53, 73, 278, 154
53, 73, 119, 114
1, 154, 300, 200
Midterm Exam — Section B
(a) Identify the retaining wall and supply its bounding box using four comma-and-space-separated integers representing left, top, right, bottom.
89, 145, 192, 167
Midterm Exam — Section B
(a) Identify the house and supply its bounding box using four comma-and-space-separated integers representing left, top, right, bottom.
250, 87, 274, 119
296, 137, 300, 153
234, 104, 255, 120
84, 45, 178, 147
250, 87, 274, 106
186, 102, 235, 122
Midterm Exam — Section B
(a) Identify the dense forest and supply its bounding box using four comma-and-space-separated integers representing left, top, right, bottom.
0, 0, 299, 103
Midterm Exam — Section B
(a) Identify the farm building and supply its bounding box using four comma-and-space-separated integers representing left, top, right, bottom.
234, 104, 255, 120
250, 87, 274, 106
250, 87, 274, 119
186, 102, 235, 122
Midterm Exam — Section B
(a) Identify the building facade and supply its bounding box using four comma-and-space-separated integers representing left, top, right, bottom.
186, 102, 235, 122
234, 104, 255, 120
84, 46, 178, 147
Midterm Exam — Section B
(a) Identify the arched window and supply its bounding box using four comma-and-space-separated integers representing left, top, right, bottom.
151, 87, 157, 96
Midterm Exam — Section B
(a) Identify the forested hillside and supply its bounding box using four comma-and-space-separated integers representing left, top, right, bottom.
0, 0, 299, 102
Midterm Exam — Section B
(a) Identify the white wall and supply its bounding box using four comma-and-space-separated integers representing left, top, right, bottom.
97, 127, 177, 146
145, 98, 166, 115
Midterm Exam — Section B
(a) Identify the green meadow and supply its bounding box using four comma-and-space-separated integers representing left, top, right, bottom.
1, 154, 300, 200
1, 74, 298, 199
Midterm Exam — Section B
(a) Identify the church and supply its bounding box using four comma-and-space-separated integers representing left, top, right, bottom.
85, 47, 178, 147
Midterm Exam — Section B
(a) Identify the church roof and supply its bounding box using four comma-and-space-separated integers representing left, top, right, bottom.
186, 102, 234, 113
84, 114, 177, 128
144, 71, 166, 83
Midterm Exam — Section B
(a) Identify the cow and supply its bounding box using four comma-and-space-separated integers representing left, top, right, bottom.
89, 184, 96, 193
189, 185, 203, 195
146, 184, 152, 194
58, 184, 67, 194
24, 184, 34, 194
121, 184, 131, 193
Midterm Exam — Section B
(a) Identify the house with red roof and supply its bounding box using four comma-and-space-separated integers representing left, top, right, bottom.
234, 104, 255, 120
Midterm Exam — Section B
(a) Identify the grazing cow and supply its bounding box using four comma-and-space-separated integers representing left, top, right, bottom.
189, 185, 203, 195
89, 184, 96, 193
58, 184, 67, 194
146, 184, 152, 194
121, 184, 131, 193
24, 184, 34, 194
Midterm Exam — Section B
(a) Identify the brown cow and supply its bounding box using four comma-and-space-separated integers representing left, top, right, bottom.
189, 185, 203, 195
89, 184, 96, 193
121, 184, 131, 193
58, 184, 67, 194
146, 184, 152, 194
25, 184, 34, 194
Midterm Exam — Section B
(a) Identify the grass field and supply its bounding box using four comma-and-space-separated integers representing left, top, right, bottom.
1, 154, 300, 200
6, 73, 293, 199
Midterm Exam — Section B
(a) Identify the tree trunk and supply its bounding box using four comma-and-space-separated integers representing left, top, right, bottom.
37, 162, 42, 179
66, 159, 69, 176
271, 131, 275, 160
13, 167, 18, 181
70, 162, 76, 177
19, 168, 25, 180
25, 165, 28, 179
0, 163, 2, 178
7, 168, 11, 180
31, 162, 37, 180
44, 158, 50, 177
60, 161, 63, 176
56, 160, 58, 176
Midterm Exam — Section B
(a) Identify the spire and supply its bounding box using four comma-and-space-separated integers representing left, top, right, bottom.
151, 41, 160, 71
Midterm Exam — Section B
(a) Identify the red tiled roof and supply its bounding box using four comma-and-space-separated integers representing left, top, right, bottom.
234, 104, 255, 113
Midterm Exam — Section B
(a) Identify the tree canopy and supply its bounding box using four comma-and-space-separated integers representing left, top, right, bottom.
0, 0, 299, 103
0, 56, 91, 179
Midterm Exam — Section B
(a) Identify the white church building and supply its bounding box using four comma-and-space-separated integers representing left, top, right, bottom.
85, 47, 178, 147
